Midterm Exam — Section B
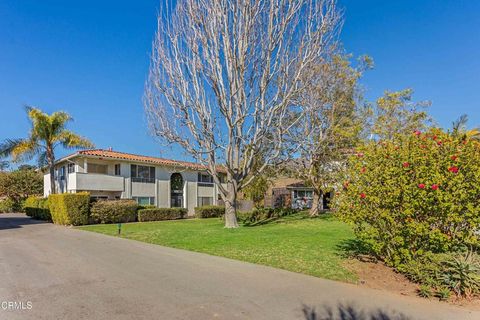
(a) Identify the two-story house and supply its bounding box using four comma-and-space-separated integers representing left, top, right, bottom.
44, 149, 226, 216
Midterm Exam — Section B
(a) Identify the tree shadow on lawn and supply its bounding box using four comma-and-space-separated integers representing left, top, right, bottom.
243, 211, 334, 227
302, 303, 410, 320
336, 239, 376, 262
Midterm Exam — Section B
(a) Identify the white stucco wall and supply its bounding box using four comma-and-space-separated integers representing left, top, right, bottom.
43, 174, 51, 197
157, 180, 169, 208
187, 181, 197, 216
131, 182, 156, 197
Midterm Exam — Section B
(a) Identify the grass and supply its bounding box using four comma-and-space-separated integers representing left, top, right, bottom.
78, 212, 357, 282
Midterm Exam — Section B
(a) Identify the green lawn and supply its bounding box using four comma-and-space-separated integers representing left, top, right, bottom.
79, 213, 357, 282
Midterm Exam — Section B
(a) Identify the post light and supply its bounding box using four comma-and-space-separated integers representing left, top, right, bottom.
117, 223, 122, 235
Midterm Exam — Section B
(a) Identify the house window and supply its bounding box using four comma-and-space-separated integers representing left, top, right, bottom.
114, 164, 121, 176
90, 196, 108, 201
198, 196, 213, 206
198, 172, 213, 187
133, 197, 155, 206
59, 166, 66, 180
293, 190, 313, 199
88, 163, 108, 174
131, 165, 155, 183
67, 163, 75, 174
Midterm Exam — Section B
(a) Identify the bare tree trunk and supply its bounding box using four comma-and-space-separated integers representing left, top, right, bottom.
224, 200, 239, 228
224, 181, 239, 228
309, 190, 323, 216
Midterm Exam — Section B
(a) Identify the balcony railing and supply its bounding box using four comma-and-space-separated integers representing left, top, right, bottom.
198, 182, 214, 187
132, 177, 155, 184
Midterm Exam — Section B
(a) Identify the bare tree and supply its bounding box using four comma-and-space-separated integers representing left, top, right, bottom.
288, 54, 370, 216
144, 0, 342, 227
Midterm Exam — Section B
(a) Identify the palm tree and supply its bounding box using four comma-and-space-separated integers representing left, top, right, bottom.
452, 114, 480, 142
0, 107, 94, 194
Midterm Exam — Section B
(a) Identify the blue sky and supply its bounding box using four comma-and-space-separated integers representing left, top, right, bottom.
0, 0, 479, 163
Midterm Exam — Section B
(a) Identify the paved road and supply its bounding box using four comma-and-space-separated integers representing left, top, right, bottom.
0, 213, 478, 320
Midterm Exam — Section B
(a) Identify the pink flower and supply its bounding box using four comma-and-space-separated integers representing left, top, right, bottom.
403, 162, 410, 168
361, 167, 366, 173
418, 184, 426, 189
414, 130, 422, 136
357, 153, 364, 158
431, 184, 439, 191
360, 193, 366, 199
448, 166, 459, 174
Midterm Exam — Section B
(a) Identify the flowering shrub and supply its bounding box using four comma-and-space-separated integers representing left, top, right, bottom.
335, 129, 480, 266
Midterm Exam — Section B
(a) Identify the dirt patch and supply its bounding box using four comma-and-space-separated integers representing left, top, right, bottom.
345, 258, 480, 310
346, 259, 419, 296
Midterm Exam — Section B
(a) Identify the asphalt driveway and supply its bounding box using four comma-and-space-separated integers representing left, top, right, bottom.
0, 213, 478, 320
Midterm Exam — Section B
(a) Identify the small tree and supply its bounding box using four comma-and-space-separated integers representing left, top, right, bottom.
144, 0, 342, 227
335, 128, 480, 266
370, 89, 431, 141
0, 168, 43, 209
242, 170, 273, 207
289, 54, 370, 216
0, 107, 94, 194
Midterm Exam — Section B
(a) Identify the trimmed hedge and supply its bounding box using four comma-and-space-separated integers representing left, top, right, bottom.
195, 205, 225, 218
24, 196, 51, 221
48, 192, 90, 226
137, 204, 156, 210
138, 208, 186, 222
90, 200, 138, 224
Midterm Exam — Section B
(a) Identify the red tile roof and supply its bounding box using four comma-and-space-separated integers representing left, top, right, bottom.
64, 149, 225, 172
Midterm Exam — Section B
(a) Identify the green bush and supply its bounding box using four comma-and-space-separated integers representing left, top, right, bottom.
90, 200, 138, 224
24, 196, 51, 221
194, 205, 225, 218
0, 198, 15, 213
138, 208, 186, 222
335, 129, 480, 266
418, 285, 433, 298
399, 251, 480, 298
137, 204, 156, 210
440, 251, 480, 298
48, 192, 90, 226
436, 287, 451, 301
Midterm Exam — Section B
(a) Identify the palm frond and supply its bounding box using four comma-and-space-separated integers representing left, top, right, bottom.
10, 139, 41, 163
452, 114, 468, 134
0, 160, 9, 171
55, 130, 94, 149
467, 128, 480, 142
37, 150, 49, 168
0, 138, 24, 158
50, 111, 73, 136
